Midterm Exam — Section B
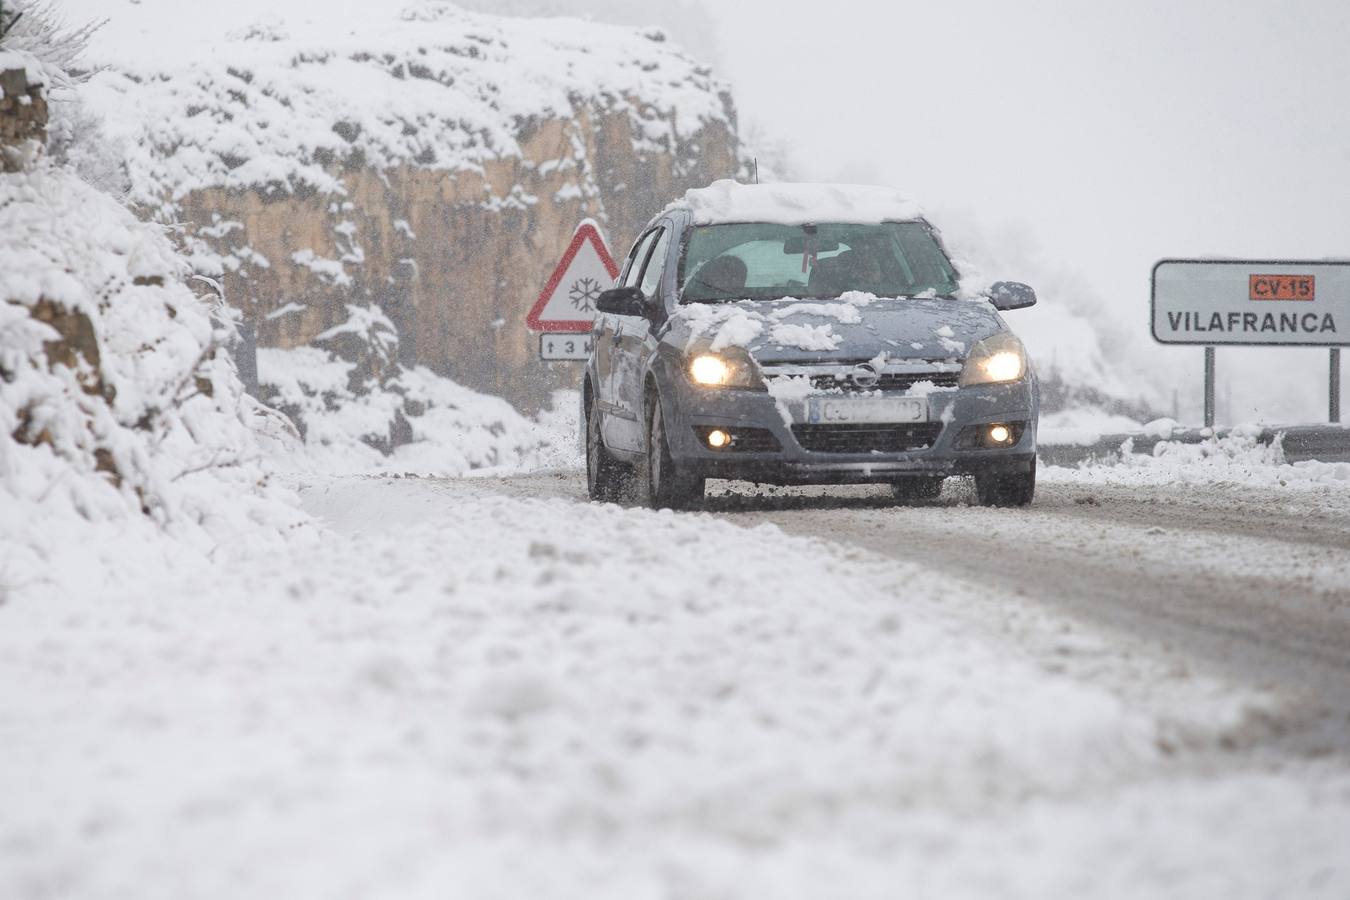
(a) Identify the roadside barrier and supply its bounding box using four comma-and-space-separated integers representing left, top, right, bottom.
1038, 424, 1350, 467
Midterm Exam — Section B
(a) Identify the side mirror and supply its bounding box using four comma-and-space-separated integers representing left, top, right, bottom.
596, 286, 646, 317
988, 281, 1037, 311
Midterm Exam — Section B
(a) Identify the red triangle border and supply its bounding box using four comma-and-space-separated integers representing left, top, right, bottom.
526, 222, 620, 333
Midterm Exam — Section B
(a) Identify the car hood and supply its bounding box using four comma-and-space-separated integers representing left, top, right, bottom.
669, 295, 1008, 363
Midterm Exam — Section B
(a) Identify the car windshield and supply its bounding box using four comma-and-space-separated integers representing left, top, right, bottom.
679, 221, 959, 303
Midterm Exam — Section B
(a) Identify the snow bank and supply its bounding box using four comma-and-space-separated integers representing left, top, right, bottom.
0, 167, 305, 590
667, 179, 924, 225
1039, 406, 1147, 446
258, 304, 577, 476
1044, 431, 1350, 489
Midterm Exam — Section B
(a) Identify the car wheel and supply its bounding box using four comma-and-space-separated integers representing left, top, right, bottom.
644, 396, 704, 510
890, 477, 944, 503
974, 464, 1036, 508
586, 391, 628, 502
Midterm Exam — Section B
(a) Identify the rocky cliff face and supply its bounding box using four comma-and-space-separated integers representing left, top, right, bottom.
80, 5, 739, 412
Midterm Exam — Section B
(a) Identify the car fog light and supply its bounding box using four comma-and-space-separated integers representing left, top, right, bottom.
706, 429, 730, 449
989, 424, 1011, 444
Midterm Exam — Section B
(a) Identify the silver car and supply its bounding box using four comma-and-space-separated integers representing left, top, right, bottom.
583, 183, 1039, 509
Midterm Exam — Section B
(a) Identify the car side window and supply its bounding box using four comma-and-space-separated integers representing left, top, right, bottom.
622, 231, 657, 289
638, 228, 670, 298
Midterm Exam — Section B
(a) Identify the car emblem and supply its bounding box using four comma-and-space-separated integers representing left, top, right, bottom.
850, 363, 880, 388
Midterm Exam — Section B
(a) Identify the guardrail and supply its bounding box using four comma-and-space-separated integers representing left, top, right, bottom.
1039, 424, 1350, 468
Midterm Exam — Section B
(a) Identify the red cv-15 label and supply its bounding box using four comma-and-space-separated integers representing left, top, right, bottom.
1249, 274, 1315, 301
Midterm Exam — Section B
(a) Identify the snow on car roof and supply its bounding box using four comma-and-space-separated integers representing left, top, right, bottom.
665, 179, 925, 226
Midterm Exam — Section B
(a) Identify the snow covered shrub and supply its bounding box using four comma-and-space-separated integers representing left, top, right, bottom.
258, 304, 575, 475
0, 167, 295, 536
3, 1, 123, 191
0, 1, 100, 88
45, 89, 126, 195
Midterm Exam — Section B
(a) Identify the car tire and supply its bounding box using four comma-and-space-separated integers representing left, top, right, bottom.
974, 463, 1036, 508
644, 395, 704, 510
890, 477, 944, 503
586, 391, 628, 503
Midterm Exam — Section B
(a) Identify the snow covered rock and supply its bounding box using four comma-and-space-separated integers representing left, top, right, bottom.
258, 304, 577, 474
0, 51, 48, 172
71, 1, 740, 409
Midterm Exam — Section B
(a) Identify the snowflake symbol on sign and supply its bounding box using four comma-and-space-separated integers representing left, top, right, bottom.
568, 276, 602, 313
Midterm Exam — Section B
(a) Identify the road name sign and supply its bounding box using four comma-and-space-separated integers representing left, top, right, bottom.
526, 220, 619, 337
539, 332, 593, 361
1152, 259, 1350, 347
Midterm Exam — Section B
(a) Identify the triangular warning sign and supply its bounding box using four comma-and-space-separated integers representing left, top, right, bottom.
526, 220, 620, 333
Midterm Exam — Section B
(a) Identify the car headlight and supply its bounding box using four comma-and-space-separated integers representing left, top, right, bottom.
960, 332, 1027, 387
687, 350, 762, 389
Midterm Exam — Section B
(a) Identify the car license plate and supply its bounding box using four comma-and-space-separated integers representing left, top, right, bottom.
804, 397, 928, 424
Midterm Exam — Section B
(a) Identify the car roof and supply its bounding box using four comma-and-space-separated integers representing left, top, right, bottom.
660, 180, 925, 227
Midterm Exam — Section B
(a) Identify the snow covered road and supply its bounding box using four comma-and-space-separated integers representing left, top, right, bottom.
4, 472, 1350, 898
427, 472, 1350, 758
722, 478, 1350, 759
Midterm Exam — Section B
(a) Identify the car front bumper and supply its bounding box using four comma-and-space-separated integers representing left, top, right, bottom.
664, 377, 1038, 485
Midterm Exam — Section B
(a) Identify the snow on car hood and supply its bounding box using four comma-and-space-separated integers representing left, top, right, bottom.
672, 292, 1007, 362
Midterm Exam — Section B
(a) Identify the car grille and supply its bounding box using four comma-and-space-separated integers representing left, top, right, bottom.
761, 364, 962, 393
805, 371, 961, 392
791, 423, 943, 454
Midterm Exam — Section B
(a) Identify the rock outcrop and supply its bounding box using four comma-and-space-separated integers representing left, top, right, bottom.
81, 6, 740, 412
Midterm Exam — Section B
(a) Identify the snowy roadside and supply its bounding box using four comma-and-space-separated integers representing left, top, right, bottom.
3, 476, 1349, 899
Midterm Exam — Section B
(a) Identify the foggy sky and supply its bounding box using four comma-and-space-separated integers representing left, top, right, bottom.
709, 0, 1350, 421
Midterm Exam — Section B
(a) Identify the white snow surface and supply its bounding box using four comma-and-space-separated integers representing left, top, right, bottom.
260, 340, 580, 476
769, 301, 863, 324
1044, 432, 1350, 489
666, 179, 924, 226
1039, 406, 1148, 446
3, 475, 1348, 899
766, 321, 842, 352
64, 0, 731, 214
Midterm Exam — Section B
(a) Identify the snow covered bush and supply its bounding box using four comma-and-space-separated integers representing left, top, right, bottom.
1, 0, 316, 588
0, 167, 302, 579
2, 2, 125, 191
0, 1, 99, 88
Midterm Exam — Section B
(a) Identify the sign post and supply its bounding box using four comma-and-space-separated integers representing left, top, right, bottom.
1203, 346, 1216, 429
525, 220, 619, 361
1333, 348, 1342, 424
1152, 260, 1350, 425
